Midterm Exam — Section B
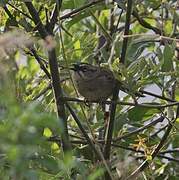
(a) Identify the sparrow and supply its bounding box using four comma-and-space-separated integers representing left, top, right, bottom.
71, 63, 116, 101
71, 63, 143, 102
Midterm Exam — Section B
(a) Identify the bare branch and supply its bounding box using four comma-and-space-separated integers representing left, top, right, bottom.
60, 0, 104, 20
104, 0, 133, 179
25, 1, 71, 152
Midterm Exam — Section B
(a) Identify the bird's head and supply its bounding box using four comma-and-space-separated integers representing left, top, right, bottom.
70, 62, 91, 72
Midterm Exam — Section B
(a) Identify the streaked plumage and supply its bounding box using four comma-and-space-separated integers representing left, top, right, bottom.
71, 63, 116, 101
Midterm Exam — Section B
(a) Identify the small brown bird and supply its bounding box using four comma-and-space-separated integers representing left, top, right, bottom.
71, 63, 116, 101
71, 63, 143, 102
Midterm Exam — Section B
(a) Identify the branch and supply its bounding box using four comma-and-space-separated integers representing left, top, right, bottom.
65, 103, 114, 179
112, 144, 179, 163
48, 0, 62, 33
120, 0, 133, 64
56, 96, 179, 109
141, 90, 175, 102
32, 84, 51, 100
48, 137, 179, 163
29, 48, 51, 79
126, 106, 179, 179
65, 103, 100, 159
113, 116, 165, 142
150, 124, 168, 139
132, 9, 162, 35
160, 148, 179, 154
104, 0, 133, 179
25, 2, 48, 39
156, 154, 179, 163
49, 49, 71, 151
3, 6, 18, 27
60, 0, 103, 20
25, 2, 71, 152
89, 10, 112, 43
104, 83, 119, 159
7, 2, 33, 20
3, 6, 51, 81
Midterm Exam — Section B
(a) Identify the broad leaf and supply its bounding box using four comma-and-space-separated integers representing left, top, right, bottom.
128, 105, 161, 122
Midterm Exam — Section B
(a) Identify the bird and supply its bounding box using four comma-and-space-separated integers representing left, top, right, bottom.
71, 63, 143, 102
71, 63, 117, 101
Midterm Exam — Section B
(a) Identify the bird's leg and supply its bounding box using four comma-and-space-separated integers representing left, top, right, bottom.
98, 100, 110, 143
98, 101, 105, 141
103, 105, 110, 138
84, 98, 91, 107
132, 94, 139, 104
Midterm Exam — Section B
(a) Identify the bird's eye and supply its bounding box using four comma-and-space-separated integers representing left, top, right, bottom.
81, 67, 87, 72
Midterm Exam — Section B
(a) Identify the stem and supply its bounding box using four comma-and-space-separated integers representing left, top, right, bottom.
104, 0, 133, 179
60, 0, 103, 20
25, 2, 71, 152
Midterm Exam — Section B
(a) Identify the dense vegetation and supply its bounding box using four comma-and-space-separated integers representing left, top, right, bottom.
0, 0, 179, 179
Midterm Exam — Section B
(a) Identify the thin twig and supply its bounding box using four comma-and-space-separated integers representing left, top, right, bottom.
58, 96, 179, 109
49, 0, 62, 33
32, 84, 51, 100
150, 124, 168, 139
48, 138, 179, 163
24, 2, 48, 39
32, 78, 68, 101
120, 1, 133, 64
30, 48, 51, 79
104, 0, 133, 179
132, 9, 162, 35
7, 2, 33, 20
141, 90, 175, 102
109, 2, 115, 35
126, 106, 179, 179
3, 6, 18, 27
114, 8, 123, 33
65, 103, 114, 180
60, 0, 104, 20
113, 116, 165, 142
160, 148, 179, 154
89, 10, 112, 43
65, 103, 100, 158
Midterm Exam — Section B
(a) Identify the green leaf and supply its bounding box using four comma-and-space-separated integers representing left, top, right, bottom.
172, 134, 179, 148
73, 39, 82, 57
62, 0, 84, 9
87, 168, 104, 180
65, 12, 90, 29
24, 170, 38, 180
36, 155, 60, 174
164, 20, 173, 35
19, 18, 33, 32
62, 0, 75, 9
126, 36, 155, 66
128, 105, 161, 122
43, 127, 52, 137
161, 44, 174, 72
114, 113, 128, 135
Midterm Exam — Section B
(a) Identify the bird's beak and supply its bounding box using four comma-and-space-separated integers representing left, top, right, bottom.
70, 63, 80, 71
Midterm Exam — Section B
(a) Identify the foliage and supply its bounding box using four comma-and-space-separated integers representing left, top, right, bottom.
0, 0, 179, 179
